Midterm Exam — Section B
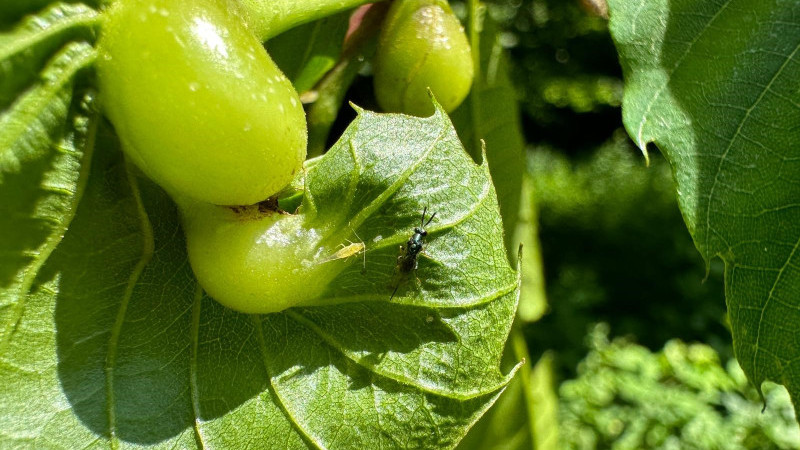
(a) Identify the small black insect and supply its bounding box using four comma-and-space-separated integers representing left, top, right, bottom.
390, 207, 437, 300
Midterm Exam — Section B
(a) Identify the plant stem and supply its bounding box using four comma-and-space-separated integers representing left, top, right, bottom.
306, 3, 387, 157
238, 0, 381, 41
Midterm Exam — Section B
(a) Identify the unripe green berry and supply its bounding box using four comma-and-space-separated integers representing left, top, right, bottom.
180, 200, 357, 314
373, 0, 474, 116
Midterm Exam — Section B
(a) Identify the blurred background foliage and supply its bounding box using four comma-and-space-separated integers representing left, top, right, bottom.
561, 325, 800, 449
451, 0, 800, 447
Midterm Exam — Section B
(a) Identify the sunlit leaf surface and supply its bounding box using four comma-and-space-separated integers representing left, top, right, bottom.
0, 5, 519, 442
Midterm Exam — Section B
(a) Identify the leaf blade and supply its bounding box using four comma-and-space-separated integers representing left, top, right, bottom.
2, 105, 518, 447
608, 0, 800, 412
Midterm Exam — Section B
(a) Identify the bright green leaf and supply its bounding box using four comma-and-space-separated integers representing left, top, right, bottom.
515, 174, 548, 323
607, 0, 800, 414
0, 3, 98, 110
0, 0, 99, 27
1, 101, 519, 446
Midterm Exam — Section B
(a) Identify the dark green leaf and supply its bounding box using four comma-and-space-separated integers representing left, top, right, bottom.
451, 14, 525, 261
607, 0, 800, 413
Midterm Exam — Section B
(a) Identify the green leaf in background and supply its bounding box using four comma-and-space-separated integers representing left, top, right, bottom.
451, 11, 525, 260
515, 174, 548, 323
607, 0, 800, 414
267, 10, 351, 95
1, 98, 519, 446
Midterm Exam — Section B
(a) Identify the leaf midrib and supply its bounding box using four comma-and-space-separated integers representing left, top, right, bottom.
103, 158, 155, 448
319, 110, 449, 249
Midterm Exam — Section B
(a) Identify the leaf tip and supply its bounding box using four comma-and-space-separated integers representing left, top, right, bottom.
349, 101, 366, 115
637, 140, 652, 167
506, 357, 526, 381
426, 88, 449, 120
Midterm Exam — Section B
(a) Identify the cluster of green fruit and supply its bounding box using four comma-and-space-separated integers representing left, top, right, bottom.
96, 0, 473, 313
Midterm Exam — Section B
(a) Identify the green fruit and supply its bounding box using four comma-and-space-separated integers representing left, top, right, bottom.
97, 0, 307, 206
180, 200, 358, 314
373, 0, 473, 116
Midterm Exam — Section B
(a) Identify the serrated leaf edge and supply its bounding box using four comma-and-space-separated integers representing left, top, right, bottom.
0, 4, 99, 64
0, 101, 98, 354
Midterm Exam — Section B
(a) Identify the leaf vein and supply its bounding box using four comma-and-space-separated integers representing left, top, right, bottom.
752, 233, 800, 377
189, 285, 206, 449
0, 108, 97, 352
103, 158, 156, 448
286, 310, 508, 400
633, 0, 732, 151
339, 114, 449, 238
704, 41, 800, 258
252, 315, 326, 450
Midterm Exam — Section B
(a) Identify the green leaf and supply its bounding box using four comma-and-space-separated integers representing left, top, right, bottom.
528, 351, 560, 449
1, 101, 519, 446
514, 174, 548, 323
0, 3, 98, 110
451, 12, 525, 261
0, 0, 99, 27
560, 326, 800, 449
0, 1, 98, 349
607, 0, 800, 412
267, 10, 350, 94
457, 330, 559, 450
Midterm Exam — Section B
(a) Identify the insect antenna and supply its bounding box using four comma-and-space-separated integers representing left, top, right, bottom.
390, 283, 399, 301
424, 211, 437, 227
